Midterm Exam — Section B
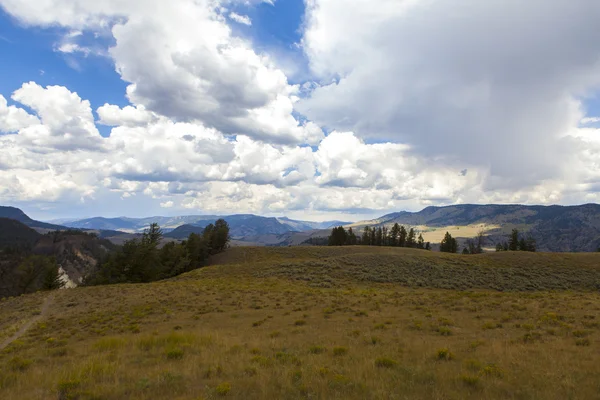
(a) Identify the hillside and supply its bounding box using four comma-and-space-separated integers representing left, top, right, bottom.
32, 231, 116, 286
163, 224, 205, 239
0, 227, 117, 297
0, 218, 41, 250
1, 246, 599, 399
350, 204, 600, 252
0, 206, 65, 231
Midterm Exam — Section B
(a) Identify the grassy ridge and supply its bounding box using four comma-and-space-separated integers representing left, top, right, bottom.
203, 246, 600, 291
0, 247, 599, 399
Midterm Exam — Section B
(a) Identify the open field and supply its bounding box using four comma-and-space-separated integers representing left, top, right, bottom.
1, 246, 600, 399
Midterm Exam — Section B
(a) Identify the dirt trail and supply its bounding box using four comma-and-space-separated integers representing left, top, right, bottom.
0, 295, 54, 351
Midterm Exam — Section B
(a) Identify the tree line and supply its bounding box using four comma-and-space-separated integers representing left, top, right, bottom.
328, 224, 431, 250
495, 229, 536, 252
327, 225, 539, 254
85, 219, 230, 285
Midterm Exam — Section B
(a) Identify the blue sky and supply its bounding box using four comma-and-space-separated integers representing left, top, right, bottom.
0, 0, 309, 138
1, 0, 600, 222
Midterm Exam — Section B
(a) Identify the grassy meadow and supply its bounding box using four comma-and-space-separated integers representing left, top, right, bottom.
1, 246, 600, 399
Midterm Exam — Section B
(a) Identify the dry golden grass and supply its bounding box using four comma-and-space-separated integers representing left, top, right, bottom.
417, 224, 500, 243
0, 246, 599, 399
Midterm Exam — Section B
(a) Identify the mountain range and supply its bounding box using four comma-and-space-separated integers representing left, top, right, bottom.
56, 214, 350, 238
3, 203, 600, 251
350, 204, 600, 252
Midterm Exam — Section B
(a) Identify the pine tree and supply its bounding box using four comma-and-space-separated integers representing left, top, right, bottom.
376, 227, 383, 246
406, 228, 416, 248
328, 226, 348, 246
362, 226, 370, 246
347, 227, 357, 245
390, 223, 400, 247
42, 264, 64, 290
440, 232, 458, 253
398, 226, 407, 247
417, 234, 425, 249
508, 229, 519, 251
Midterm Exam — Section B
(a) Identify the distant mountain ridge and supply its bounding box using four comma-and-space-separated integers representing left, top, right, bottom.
351, 204, 600, 252
0, 206, 65, 231
61, 214, 353, 238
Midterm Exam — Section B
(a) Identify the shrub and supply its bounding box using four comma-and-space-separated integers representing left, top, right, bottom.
369, 336, 381, 345
309, 345, 326, 354
464, 359, 482, 371
437, 348, 454, 361
9, 357, 33, 371
165, 347, 184, 360
251, 356, 272, 367
572, 330, 590, 338
575, 338, 591, 346
333, 347, 348, 356
216, 382, 231, 396
275, 352, 302, 366
269, 331, 281, 338
480, 363, 503, 377
522, 332, 542, 343
460, 374, 480, 387
482, 322, 502, 330
410, 320, 423, 330
438, 327, 452, 336
57, 379, 81, 399
374, 357, 397, 368
295, 320, 307, 326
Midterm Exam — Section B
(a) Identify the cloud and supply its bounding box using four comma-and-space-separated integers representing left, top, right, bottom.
10, 82, 103, 150
0, 0, 316, 144
298, 0, 600, 190
0, 95, 40, 133
97, 104, 154, 127
229, 12, 252, 26
581, 117, 600, 125
2, 0, 600, 219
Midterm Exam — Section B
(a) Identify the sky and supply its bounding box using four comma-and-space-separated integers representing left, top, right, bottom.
1, 0, 600, 222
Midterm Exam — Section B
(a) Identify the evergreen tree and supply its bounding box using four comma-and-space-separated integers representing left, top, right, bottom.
347, 227, 357, 245
406, 228, 416, 248
382, 226, 389, 246
42, 264, 64, 290
398, 226, 407, 247
417, 234, 425, 249
328, 226, 348, 246
375, 227, 383, 246
210, 219, 231, 253
462, 247, 470, 254
425, 242, 431, 251
390, 223, 401, 247
362, 226, 371, 246
508, 229, 519, 251
440, 232, 458, 253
